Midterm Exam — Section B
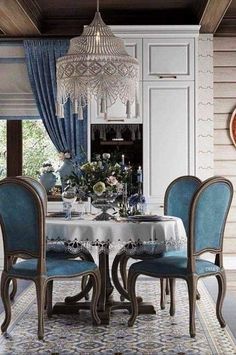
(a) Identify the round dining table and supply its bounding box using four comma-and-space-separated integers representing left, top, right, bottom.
46, 214, 187, 324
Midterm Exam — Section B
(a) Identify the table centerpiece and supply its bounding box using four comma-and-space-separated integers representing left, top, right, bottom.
69, 153, 132, 220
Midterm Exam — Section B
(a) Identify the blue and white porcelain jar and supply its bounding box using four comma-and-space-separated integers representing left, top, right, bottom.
39, 161, 57, 193
58, 152, 75, 191
39, 172, 57, 192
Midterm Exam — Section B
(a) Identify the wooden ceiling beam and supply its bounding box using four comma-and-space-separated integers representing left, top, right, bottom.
0, 0, 41, 36
41, 9, 196, 36
199, 0, 232, 33
215, 17, 236, 36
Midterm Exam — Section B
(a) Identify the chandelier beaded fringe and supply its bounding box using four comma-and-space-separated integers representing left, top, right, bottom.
56, 4, 139, 120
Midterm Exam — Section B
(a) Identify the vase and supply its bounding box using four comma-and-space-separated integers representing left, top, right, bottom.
39, 172, 56, 193
58, 159, 75, 191
92, 192, 117, 220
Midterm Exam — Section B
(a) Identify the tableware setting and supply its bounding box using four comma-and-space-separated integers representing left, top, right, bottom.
127, 215, 174, 222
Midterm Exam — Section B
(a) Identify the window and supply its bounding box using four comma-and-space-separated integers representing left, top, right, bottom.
22, 120, 60, 181
0, 120, 7, 179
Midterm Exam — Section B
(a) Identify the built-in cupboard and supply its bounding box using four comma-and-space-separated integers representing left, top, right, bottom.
88, 26, 200, 208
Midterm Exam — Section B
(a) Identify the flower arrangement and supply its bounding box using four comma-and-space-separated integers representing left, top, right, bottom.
39, 161, 55, 174
69, 153, 131, 198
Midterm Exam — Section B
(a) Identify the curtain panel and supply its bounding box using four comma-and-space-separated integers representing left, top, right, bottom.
23, 39, 87, 163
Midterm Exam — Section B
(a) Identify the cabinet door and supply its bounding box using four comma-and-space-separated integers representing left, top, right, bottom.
90, 38, 142, 124
143, 81, 195, 204
143, 38, 194, 81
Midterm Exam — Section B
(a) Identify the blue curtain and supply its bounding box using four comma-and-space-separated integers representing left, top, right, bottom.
23, 39, 87, 163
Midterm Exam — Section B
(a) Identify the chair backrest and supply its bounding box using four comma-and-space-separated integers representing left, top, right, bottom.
189, 176, 233, 258
0, 177, 45, 262
18, 176, 48, 215
164, 176, 201, 236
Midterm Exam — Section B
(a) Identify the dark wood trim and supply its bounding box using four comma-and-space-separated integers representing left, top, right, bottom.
199, 0, 232, 33
7, 120, 22, 177
0, 0, 41, 36
216, 17, 236, 36
0, 8, 196, 38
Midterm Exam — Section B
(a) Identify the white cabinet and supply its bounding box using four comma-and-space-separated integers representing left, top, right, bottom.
88, 26, 199, 207
90, 38, 142, 124
143, 81, 195, 204
143, 38, 194, 81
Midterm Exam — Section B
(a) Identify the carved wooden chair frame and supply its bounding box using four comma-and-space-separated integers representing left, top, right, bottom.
127, 176, 233, 337
0, 177, 101, 340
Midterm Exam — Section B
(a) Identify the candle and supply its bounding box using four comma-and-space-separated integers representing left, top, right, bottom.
121, 154, 125, 165
137, 166, 142, 183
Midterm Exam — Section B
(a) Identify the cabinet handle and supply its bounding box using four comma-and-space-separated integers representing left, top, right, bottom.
150, 74, 177, 79
158, 75, 177, 79
159, 205, 164, 208
107, 119, 125, 122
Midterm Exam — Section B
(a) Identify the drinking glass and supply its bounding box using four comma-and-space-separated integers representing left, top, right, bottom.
62, 186, 77, 220
77, 199, 85, 219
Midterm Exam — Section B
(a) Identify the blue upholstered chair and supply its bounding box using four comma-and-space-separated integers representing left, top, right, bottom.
10, 177, 94, 305
127, 177, 233, 337
112, 175, 201, 307
0, 177, 101, 340
161, 175, 201, 304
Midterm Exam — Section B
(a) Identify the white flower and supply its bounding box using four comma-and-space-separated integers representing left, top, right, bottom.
40, 166, 54, 174
116, 183, 123, 193
107, 176, 118, 186
64, 152, 71, 159
59, 152, 71, 160
93, 181, 106, 196
102, 153, 110, 160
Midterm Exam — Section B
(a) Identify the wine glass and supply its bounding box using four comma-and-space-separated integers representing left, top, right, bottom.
77, 199, 85, 219
62, 186, 77, 220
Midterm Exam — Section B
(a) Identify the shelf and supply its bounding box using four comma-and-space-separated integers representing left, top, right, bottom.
100, 141, 134, 146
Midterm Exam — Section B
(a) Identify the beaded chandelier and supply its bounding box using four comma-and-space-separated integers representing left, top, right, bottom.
56, 0, 139, 120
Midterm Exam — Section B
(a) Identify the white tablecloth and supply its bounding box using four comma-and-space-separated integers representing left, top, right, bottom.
46, 215, 186, 255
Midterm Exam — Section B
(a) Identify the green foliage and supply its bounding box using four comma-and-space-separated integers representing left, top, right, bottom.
22, 120, 59, 179
0, 119, 61, 183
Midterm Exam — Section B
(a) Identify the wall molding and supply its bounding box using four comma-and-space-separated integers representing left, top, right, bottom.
197, 34, 214, 180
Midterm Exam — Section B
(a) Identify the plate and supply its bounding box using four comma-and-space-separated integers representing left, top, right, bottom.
47, 211, 80, 218
128, 215, 173, 222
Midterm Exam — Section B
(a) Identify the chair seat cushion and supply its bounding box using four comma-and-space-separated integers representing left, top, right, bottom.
130, 248, 187, 260
46, 250, 74, 259
162, 249, 187, 257
130, 256, 221, 276
9, 258, 97, 278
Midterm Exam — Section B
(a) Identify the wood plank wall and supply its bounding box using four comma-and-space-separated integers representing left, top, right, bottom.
214, 37, 236, 254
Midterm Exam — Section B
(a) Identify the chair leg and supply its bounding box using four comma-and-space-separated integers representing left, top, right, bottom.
10, 257, 18, 301
35, 277, 46, 340
120, 255, 129, 289
128, 269, 139, 327
1, 272, 12, 333
81, 275, 89, 300
216, 272, 226, 328
120, 255, 129, 301
196, 289, 201, 300
165, 278, 170, 295
160, 278, 166, 309
90, 270, 101, 326
10, 279, 17, 301
46, 280, 53, 318
187, 275, 198, 338
169, 278, 176, 316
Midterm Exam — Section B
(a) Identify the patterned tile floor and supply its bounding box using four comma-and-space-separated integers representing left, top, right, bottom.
0, 279, 235, 354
